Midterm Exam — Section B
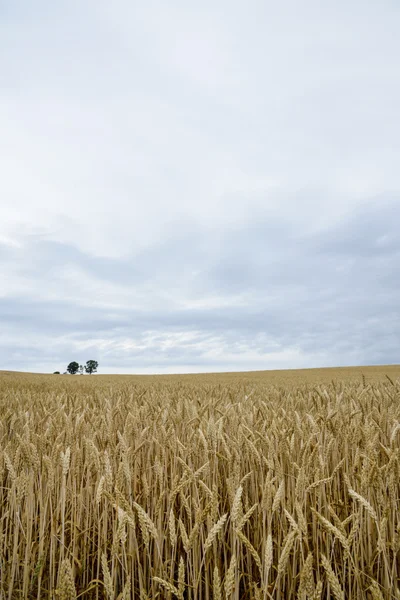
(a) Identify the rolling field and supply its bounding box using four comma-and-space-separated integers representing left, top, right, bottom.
0, 365, 399, 599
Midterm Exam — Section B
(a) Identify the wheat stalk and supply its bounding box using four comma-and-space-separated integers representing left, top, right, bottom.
278, 529, 297, 575
153, 577, 180, 597
101, 554, 114, 600
58, 559, 76, 600
297, 553, 314, 600
235, 528, 262, 575
320, 554, 344, 600
204, 514, 228, 552
213, 565, 222, 600
311, 508, 349, 551
347, 487, 378, 522
224, 555, 236, 599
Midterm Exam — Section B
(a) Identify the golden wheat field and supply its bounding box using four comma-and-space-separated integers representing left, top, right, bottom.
0, 365, 399, 600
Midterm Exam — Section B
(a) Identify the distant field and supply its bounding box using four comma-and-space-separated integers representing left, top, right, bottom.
2, 362, 400, 385
0, 365, 399, 598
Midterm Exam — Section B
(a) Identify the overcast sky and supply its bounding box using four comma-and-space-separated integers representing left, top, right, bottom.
1, 1, 399, 374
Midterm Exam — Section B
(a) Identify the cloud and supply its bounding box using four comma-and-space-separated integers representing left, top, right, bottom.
0, 197, 399, 372
0, 1, 399, 372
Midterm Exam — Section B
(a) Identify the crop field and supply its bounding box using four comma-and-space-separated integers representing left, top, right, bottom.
0, 365, 399, 599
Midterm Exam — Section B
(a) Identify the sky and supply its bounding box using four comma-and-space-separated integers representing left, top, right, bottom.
1, 1, 399, 374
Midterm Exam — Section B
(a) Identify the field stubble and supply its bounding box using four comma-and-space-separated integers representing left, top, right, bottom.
0, 366, 399, 599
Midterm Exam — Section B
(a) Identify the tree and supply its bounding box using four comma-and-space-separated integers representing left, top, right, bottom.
53, 371, 60, 374
67, 361, 79, 375
85, 360, 98, 375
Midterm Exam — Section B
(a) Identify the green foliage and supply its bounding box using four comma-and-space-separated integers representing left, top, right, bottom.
66, 361, 79, 375
85, 360, 99, 375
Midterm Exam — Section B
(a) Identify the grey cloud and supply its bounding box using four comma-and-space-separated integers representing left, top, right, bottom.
1, 1, 400, 373
1, 196, 399, 372
310, 198, 400, 258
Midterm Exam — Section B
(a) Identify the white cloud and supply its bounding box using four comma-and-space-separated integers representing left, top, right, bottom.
0, 1, 399, 372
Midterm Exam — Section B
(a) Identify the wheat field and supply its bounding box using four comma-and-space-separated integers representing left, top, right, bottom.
0, 366, 399, 599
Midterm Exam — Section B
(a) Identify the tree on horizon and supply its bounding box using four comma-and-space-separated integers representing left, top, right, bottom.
85, 360, 98, 375
67, 361, 79, 375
